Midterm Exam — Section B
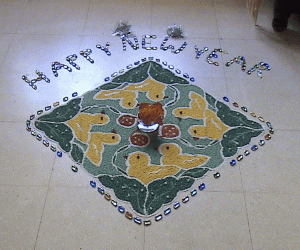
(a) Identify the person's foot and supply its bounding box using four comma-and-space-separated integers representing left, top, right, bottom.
272, 17, 288, 32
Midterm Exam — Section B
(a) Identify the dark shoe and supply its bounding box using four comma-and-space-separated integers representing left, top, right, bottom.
272, 18, 288, 32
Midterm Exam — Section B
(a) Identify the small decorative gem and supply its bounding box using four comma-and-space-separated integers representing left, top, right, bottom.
71, 165, 78, 172
57, 151, 62, 157
244, 150, 250, 156
118, 206, 125, 213
125, 211, 133, 220
230, 160, 237, 166
214, 172, 220, 178
63, 97, 68, 102
31, 130, 37, 136
182, 196, 189, 203
250, 112, 256, 117
175, 69, 181, 74
258, 116, 265, 122
266, 122, 272, 128
50, 145, 56, 152
199, 183, 206, 190
53, 102, 59, 107
104, 193, 111, 200
241, 107, 248, 112
269, 128, 274, 134
104, 77, 110, 82
155, 214, 163, 221
43, 140, 49, 147
223, 96, 229, 102
90, 181, 96, 188
111, 200, 118, 207
30, 115, 35, 120
183, 73, 189, 78
36, 134, 42, 141
173, 201, 180, 209
97, 187, 105, 194
37, 110, 43, 115
72, 92, 78, 97
45, 106, 51, 111
134, 217, 142, 224
164, 208, 171, 215
237, 155, 243, 161
251, 145, 258, 151
190, 189, 197, 196
265, 134, 271, 140
259, 140, 265, 146
144, 220, 151, 226
190, 77, 195, 82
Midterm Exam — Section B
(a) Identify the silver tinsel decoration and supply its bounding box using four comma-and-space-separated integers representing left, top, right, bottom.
112, 21, 133, 37
166, 24, 185, 39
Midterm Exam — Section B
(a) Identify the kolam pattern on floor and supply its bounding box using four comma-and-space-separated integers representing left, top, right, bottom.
26, 57, 273, 225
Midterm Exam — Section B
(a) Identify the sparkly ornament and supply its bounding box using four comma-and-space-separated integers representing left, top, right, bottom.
134, 217, 142, 224
214, 172, 220, 178
90, 180, 96, 188
79, 49, 94, 63
144, 220, 151, 226
98, 187, 105, 194
182, 196, 189, 203
66, 54, 80, 70
71, 165, 78, 172
237, 155, 243, 161
265, 134, 271, 140
223, 96, 229, 102
164, 208, 171, 215
244, 150, 250, 156
232, 102, 239, 107
51, 61, 72, 77
251, 145, 258, 151
96, 42, 112, 56
118, 205, 125, 213
173, 201, 180, 209
166, 24, 185, 38
112, 21, 133, 37
190, 189, 197, 196
155, 214, 163, 221
230, 160, 237, 166
206, 48, 227, 66
199, 183, 206, 190
57, 151, 62, 157
125, 211, 133, 220
194, 46, 209, 59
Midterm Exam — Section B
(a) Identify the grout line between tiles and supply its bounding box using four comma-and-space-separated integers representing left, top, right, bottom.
81, 0, 92, 37
238, 165, 254, 250
33, 156, 57, 250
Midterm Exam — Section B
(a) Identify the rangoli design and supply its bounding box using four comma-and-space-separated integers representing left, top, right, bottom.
27, 60, 272, 223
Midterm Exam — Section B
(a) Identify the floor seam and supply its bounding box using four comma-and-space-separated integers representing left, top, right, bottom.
33, 156, 56, 250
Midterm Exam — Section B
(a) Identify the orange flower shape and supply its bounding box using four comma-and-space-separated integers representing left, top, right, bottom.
138, 102, 164, 126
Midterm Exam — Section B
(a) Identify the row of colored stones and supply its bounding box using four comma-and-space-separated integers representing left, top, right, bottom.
104, 56, 195, 83
89, 179, 206, 226
25, 92, 80, 157
223, 96, 274, 168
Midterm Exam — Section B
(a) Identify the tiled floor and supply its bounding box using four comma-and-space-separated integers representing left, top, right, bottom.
0, 0, 299, 249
